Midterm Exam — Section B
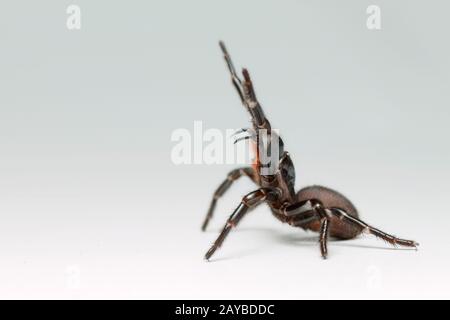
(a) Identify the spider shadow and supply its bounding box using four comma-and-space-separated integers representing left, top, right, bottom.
205, 227, 416, 262
204, 227, 318, 262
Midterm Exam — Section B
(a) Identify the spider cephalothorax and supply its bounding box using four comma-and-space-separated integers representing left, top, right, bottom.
201, 42, 418, 260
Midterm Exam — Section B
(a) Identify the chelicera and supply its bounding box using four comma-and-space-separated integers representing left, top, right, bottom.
202, 42, 418, 260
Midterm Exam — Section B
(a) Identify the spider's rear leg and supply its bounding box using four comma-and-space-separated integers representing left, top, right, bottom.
329, 208, 418, 248
205, 188, 275, 260
283, 200, 331, 259
201, 167, 256, 231
295, 185, 418, 250
289, 185, 368, 258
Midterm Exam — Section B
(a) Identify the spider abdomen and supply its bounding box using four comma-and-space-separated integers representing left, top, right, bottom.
296, 185, 361, 239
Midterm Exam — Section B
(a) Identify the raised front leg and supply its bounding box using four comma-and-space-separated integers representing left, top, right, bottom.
219, 41, 270, 131
201, 167, 255, 231
205, 188, 274, 260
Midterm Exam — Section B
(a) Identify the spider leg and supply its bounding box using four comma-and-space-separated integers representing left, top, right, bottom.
232, 128, 251, 136
241, 69, 270, 130
313, 202, 330, 259
219, 42, 270, 131
282, 200, 318, 226
205, 188, 274, 260
201, 167, 256, 231
283, 200, 331, 258
219, 41, 245, 103
289, 212, 318, 228
318, 216, 330, 259
329, 208, 419, 248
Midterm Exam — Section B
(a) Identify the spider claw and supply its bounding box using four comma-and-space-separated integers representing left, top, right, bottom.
233, 136, 251, 144
410, 241, 419, 251
232, 127, 256, 137
394, 238, 419, 249
232, 129, 256, 145
233, 128, 257, 144
320, 246, 328, 260
205, 246, 217, 260
232, 128, 249, 136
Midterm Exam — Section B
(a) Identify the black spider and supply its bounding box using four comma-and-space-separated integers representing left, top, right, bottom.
202, 42, 418, 260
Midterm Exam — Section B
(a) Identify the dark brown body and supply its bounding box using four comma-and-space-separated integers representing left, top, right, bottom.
295, 186, 360, 239
250, 152, 360, 240
201, 42, 418, 260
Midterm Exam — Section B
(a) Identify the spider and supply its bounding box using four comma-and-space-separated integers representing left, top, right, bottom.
201, 41, 418, 260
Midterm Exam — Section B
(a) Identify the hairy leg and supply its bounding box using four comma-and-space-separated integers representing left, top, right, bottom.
201, 167, 255, 231
205, 188, 273, 260
283, 199, 330, 258
330, 208, 418, 248
219, 41, 270, 131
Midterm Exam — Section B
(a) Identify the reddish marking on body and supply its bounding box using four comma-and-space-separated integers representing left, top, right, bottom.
250, 140, 260, 173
